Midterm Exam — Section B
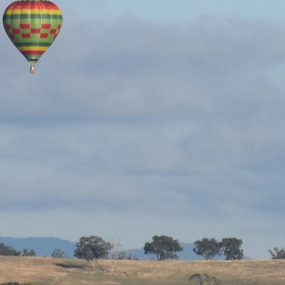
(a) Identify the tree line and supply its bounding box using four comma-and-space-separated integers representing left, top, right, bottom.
0, 243, 64, 258
1, 235, 285, 263
144, 236, 244, 261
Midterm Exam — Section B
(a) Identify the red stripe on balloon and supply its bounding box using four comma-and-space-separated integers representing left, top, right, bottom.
20, 24, 31, 29
12, 29, 21, 34
41, 24, 51, 29
22, 51, 45, 55
40, 34, 49, 38
31, 29, 41, 33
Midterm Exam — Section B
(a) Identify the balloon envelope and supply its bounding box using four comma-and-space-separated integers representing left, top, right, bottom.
3, 0, 63, 71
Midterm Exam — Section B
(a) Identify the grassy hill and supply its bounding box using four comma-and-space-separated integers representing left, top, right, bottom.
0, 256, 284, 285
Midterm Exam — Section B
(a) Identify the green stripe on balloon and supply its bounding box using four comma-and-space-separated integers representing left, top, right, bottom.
14, 43, 53, 47
3, 14, 62, 20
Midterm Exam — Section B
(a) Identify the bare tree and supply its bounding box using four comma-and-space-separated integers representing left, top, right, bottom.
110, 240, 126, 273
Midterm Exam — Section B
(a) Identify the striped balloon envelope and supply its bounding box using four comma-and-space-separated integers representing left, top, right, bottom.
3, 0, 63, 73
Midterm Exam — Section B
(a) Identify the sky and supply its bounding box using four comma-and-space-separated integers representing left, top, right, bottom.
0, 0, 285, 260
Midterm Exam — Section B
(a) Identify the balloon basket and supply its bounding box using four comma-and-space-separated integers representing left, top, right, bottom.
30, 65, 36, 74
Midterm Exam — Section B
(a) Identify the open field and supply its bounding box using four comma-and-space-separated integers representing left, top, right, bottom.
0, 257, 285, 285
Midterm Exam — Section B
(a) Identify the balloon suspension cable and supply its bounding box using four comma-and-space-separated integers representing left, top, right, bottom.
30, 64, 36, 74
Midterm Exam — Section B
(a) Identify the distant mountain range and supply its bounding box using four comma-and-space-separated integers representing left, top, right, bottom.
0, 237, 229, 260
0, 237, 75, 258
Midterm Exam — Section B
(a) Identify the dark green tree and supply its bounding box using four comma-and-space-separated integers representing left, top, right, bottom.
22, 249, 36, 257
144, 235, 183, 261
221, 238, 243, 260
193, 238, 222, 260
51, 248, 65, 258
0, 243, 21, 256
74, 236, 111, 269
269, 247, 285, 259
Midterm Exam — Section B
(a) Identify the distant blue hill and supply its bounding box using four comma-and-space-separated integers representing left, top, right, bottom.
0, 237, 76, 258
178, 243, 206, 260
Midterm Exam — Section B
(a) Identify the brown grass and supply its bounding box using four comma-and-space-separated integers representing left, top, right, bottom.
0, 257, 285, 285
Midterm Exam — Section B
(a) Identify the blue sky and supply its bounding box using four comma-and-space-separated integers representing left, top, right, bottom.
0, 0, 285, 260
62, 0, 285, 25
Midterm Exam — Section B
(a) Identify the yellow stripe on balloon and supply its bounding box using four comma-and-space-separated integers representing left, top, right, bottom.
18, 46, 48, 52
10, 9, 60, 14
5, 9, 18, 15
6, 8, 61, 14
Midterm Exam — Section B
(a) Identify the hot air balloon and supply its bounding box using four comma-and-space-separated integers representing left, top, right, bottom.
3, 0, 63, 73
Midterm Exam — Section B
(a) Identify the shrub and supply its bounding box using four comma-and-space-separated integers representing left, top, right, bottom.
189, 273, 220, 285
1, 283, 32, 285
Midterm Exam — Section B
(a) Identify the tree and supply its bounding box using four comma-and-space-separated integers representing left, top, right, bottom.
221, 238, 243, 260
144, 235, 183, 261
193, 238, 222, 260
22, 249, 36, 257
51, 248, 65, 258
109, 240, 126, 273
0, 243, 21, 256
269, 247, 285, 259
74, 236, 112, 270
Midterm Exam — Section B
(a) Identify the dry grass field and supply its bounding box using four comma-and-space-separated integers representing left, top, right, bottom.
0, 257, 285, 285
